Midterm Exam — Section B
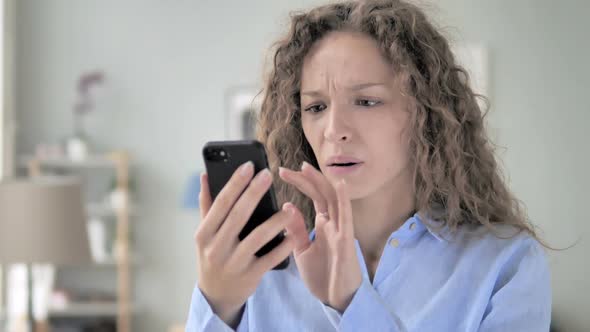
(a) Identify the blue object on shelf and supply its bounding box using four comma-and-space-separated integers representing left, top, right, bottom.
182, 172, 201, 209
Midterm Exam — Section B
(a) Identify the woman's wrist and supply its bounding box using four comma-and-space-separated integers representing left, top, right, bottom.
330, 279, 362, 313
216, 303, 246, 329
200, 288, 246, 329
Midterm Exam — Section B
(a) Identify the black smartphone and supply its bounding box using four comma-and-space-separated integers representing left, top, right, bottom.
202, 139, 289, 270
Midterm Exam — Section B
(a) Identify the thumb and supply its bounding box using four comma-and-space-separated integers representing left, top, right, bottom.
282, 202, 311, 255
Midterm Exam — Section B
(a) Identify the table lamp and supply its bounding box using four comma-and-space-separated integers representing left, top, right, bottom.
0, 176, 92, 332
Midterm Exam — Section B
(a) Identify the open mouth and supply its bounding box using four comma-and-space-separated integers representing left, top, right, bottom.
330, 162, 360, 167
326, 162, 363, 175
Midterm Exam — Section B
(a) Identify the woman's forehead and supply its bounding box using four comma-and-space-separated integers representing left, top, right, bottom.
301, 31, 395, 87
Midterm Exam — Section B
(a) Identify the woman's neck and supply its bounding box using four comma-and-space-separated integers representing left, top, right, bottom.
351, 171, 415, 267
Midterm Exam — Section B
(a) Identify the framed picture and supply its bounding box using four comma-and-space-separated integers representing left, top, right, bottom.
453, 43, 489, 101
225, 86, 263, 140
453, 43, 497, 140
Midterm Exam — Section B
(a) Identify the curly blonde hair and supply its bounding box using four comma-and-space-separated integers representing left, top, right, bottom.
256, 0, 540, 241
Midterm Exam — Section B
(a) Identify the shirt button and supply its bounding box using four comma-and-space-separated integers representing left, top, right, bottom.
409, 222, 416, 230
389, 238, 400, 248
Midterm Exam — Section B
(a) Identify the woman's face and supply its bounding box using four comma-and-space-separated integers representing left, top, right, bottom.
300, 31, 413, 200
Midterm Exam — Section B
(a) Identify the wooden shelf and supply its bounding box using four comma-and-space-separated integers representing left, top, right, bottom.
18, 154, 119, 169
48, 302, 135, 318
86, 202, 138, 218
2, 303, 136, 319
24, 151, 134, 332
93, 254, 142, 267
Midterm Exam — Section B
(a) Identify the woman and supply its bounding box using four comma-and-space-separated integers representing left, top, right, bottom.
187, 0, 551, 331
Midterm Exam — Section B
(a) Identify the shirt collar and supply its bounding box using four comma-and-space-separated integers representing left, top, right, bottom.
412, 212, 446, 242
308, 211, 448, 243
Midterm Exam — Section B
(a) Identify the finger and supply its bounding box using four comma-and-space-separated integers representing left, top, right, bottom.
300, 161, 339, 223
233, 207, 292, 263
279, 167, 328, 215
215, 168, 273, 244
335, 179, 353, 237
251, 229, 295, 277
314, 210, 333, 240
199, 173, 212, 221
282, 202, 311, 255
198, 161, 254, 239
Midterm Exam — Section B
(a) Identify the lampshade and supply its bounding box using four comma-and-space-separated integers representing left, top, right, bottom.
0, 176, 92, 265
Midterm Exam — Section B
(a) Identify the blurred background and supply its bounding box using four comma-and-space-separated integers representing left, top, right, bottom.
0, 0, 588, 331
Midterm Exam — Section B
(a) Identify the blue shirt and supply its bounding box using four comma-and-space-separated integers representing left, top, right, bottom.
186, 213, 551, 331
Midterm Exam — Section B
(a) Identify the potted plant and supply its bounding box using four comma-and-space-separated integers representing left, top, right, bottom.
66, 70, 105, 161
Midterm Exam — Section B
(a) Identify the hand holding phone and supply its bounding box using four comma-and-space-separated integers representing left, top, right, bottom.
202, 140, 290, 264
194, 140, 303, 326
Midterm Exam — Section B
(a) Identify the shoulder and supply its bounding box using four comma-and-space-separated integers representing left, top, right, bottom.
445, 224, 553, 324
430, 221, 544, 254
435, 223, 550, 288
453, 223, 546, 260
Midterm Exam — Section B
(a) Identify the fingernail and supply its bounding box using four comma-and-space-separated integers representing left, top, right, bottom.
301, 161, 308, 171
240, 161, 254, 176
256, 168, 271, 183
282, 202, 295, 215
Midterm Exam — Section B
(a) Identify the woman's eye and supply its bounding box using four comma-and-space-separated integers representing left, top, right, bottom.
304, 104, 327, 113
356, 99, 381, 107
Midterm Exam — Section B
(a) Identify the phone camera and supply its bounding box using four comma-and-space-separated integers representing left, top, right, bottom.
204, 148, 229, 162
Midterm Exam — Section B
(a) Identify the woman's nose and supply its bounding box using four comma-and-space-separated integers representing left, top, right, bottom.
323, 105, 352, 142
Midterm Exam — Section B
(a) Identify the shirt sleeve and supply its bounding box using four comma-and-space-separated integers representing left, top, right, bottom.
478, 240, 552, 332
185, 284, 249, 332
320, 278, 407, 332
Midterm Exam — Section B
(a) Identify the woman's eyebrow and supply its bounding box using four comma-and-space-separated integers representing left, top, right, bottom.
348, 82, 388, 91
300, 90, 323, 97
301, 82, 388, 97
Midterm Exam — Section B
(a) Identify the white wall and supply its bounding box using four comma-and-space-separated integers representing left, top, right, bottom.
0, 0, 5, 179
0, 0, 4, 320
1, 0, 14, 179
13, 0, 589, 331
433, 1, 590, 330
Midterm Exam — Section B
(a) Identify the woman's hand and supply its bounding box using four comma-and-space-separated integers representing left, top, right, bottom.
279, 161, 363, 313
194, 162, 301, 327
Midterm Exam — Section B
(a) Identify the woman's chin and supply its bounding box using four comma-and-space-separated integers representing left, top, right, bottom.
326, 178, 369, 201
